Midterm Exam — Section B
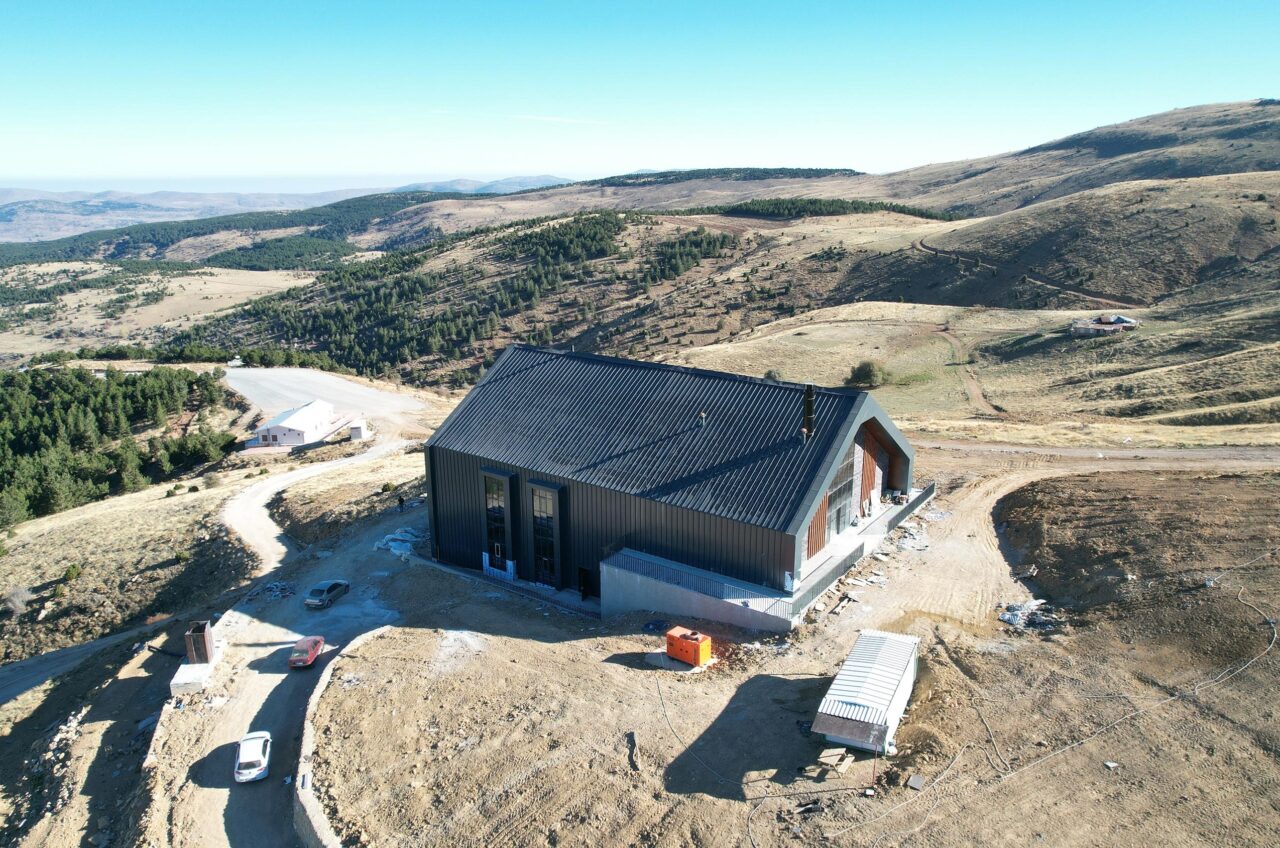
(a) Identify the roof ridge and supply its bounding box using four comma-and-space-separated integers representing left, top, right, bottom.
510, 344, 863, 396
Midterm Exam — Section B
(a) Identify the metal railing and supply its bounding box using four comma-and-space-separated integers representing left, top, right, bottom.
792, 541, 866, 615
884, 482, 936, 534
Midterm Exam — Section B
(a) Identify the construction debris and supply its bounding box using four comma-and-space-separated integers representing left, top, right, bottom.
375, 527, 426, 560
246, 581, 294, 602
906, 774, 926, 791
998, 599, 1064, 631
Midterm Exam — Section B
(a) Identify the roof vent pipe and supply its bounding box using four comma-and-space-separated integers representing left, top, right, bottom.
803, 384, 816, 441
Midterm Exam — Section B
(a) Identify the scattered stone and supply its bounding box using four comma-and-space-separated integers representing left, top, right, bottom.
906, 774, 926, 791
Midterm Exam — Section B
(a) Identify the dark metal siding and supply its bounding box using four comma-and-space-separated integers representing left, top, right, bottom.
429, 445, 797, 592
427, 345, 863, 531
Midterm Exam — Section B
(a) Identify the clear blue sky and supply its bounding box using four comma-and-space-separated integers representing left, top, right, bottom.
1, 0, 1276, 192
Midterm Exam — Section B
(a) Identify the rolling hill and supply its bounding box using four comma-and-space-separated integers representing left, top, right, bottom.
1, 101, 1277, 428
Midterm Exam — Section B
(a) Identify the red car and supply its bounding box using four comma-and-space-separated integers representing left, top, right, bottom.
288, 636, 325, 669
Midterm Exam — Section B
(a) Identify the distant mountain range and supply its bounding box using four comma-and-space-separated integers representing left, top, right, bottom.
390, 175, 573, 195
0, 175, 574, 242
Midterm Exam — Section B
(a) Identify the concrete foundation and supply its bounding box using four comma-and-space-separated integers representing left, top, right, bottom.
600, 553, 793, 632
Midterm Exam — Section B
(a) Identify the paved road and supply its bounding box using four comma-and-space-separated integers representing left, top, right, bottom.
225, 368, 426, 418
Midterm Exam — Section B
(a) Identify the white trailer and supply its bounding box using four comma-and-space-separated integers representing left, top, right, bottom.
811, 629, 919, 755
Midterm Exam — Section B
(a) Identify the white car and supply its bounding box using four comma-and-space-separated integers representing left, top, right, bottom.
234, 731, 272, 783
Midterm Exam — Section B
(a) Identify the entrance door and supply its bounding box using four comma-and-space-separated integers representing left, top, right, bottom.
484, 476, 507, 561
531, 486, 559, 587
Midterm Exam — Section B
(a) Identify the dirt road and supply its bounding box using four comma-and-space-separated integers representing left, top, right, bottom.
935, 329, 1002, 417
912, 237, 1144, 309
0, 619, 170, 706
127, 430, 419, 848
222, 439, 410, 570
144, 502, 417, 848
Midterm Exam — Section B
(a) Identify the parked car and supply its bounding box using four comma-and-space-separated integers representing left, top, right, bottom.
304, 580, 350, 609
288, 636, 325, 669
234, 731, 272, 783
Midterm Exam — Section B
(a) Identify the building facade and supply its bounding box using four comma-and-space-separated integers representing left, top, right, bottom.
424, 345, 921, 627
254, 399, 338, 447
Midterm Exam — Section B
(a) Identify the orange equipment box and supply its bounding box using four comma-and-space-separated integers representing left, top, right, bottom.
666, 626, 712, 667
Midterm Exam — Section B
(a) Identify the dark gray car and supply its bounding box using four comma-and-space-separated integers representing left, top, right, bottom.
304, 580, 350, 609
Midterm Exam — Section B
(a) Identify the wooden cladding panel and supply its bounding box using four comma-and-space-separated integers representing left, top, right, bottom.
807, 494, 829, 559
860, 431, 878, 508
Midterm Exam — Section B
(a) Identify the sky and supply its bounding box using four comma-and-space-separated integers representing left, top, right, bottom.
1, 0, 1277, 193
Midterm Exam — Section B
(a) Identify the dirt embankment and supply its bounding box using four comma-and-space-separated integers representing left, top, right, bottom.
995, 471, 1279, 664
267, 448, 426, 545
0, 485, 258, 666
872, 470, 1280, 847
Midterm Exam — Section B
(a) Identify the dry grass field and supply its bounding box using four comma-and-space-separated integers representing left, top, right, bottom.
0, 262, 309, 360
673, 299, 1280, 445
350, 100, 1280, 243
0, 474, 259, 665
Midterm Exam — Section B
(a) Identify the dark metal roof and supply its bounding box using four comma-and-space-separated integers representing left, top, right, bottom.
428, 345, 866, 531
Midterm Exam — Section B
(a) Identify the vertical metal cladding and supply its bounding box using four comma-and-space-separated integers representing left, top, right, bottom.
424, 345, 916, 598
429, 445, 794, 593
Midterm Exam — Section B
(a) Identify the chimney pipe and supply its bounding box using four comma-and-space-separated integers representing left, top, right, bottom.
802, 384, 815, 440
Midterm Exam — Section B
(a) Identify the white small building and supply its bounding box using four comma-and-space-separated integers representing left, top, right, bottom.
254, 400, 338, 447
811, 629, 920, 755
349, 419, 371, 441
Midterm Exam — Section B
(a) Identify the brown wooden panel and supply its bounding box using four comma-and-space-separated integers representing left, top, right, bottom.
807, 494, 828, 559
860, 430, 878, 510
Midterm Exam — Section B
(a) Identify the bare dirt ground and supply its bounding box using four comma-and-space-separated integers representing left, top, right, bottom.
268, 448, 426, 546
303, 446, 1279, 848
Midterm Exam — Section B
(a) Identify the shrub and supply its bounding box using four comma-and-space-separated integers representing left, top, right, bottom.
846, 360, 891, 389
3, 587, 34, 616
166, 489, 178, 498
258, 468, 270, 475
175, 550, 192, 563
381, 482, 397, 493
203, 472, 223, 488
64, 563, 83, 581
187, 485, 200, 493
53, 584, 66, 599
764, 369, 782, 381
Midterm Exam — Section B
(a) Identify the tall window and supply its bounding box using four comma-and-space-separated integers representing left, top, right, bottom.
485, 476, 506, 559
532, 487, 557, 585
825, 444, 858, 542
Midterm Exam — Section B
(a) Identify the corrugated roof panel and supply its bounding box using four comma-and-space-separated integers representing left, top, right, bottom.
259, 399, 334, 432
429, 345, 863, 531
817, 630, 919, 728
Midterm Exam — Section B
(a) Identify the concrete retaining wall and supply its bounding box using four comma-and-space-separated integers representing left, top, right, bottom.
293, 624, 392, 848
600, 562, 792, 632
